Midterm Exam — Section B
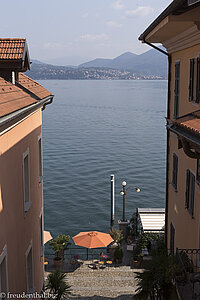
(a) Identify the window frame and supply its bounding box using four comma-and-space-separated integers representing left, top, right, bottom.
23, 148, 31, 213
172, 153, 178, 191
0, 245, 8, 298
25, 242, 34, 293
189, 57, 200, 103
189, 58, 195, 101
170, 223, 175, 255
197, 159, 200, 184
39, 211, 44, 256
38, 135, 43, 184
185, 169, 195, 218
174, 61, 180, 119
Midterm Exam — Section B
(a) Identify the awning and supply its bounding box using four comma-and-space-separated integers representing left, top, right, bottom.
138, 208, 165, 233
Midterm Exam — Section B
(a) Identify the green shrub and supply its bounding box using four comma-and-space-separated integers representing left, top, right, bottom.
46, 269, 71, 300
49, 234, 71, 259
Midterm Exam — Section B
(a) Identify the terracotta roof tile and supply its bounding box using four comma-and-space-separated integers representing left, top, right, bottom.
18, 73, 52, 99
0, 77, 38, 117
174, 111, 200, 135
0, 38, 25, 60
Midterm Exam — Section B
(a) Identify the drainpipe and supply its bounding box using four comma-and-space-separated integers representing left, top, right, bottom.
142, 39, 171, 247
42, 97, 53, 111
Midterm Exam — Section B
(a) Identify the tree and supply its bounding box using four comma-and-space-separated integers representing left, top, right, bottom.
46, 269, 71, 300
49, 234, 71, 260
108, 228, 123, 245
135, 251, 181, 300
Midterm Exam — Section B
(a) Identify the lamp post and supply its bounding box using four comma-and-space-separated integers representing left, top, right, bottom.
120, 181, 140, 222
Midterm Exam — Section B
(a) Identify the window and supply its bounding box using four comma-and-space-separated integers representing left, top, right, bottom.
170, 223, 175, 255
189, 57, 200, 103
172, 153, 178, 190
0, 246, 8, 299
196, 58, 200, 103
40, 213, 44, 256
38, 137, 43, 183
174, 62, 180, 119
189, 59, 195, 101
23, 149, 31, 213
26, 244, 34, 293
185, 170, 195, 218
197, 159, 200, 183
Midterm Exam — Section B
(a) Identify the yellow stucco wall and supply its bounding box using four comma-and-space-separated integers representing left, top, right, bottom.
170, 44, 200, 118
167, 44, 200, 251
0, 109, 44, 293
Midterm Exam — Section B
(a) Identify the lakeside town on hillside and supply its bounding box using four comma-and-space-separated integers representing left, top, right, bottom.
1, 0, 200, 299
26, 65, 167, 80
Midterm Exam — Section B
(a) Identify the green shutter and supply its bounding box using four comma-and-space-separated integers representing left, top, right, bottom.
196, 58, 200, 103
185, 170, 190, 209
174, 62, 180, 118
172, 154, 178, 190
190, 173, 195, 218
189, 59, 194, 101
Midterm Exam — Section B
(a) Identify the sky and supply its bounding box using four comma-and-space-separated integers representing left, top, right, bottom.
1, 0, 171, 65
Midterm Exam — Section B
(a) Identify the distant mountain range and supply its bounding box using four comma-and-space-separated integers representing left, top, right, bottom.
27, 47, 168, 80
79, 48, 167, 76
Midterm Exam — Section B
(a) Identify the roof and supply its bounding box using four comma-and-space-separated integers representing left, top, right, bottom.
0, 74, 53, 118
138, 0, 200, 41
138, 208, 165, 233
0, 77, 37, 118
18, 73, 52, 99
173, 110, 200, 136
0, 38, 26, 60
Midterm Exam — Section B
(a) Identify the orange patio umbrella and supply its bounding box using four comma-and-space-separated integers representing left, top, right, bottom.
73, 231, 113, 248
44, 230, 53, 244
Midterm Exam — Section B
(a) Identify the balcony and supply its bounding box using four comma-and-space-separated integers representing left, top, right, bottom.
176, 248, 200, 300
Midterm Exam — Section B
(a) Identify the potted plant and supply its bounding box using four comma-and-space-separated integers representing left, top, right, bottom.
45, 269, 71, 299
114, 246, 123, 264
108, 228, 123, 245
49, 234, 71, 267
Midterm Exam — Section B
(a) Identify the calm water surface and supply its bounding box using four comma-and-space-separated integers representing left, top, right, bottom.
40, 80, 167, 239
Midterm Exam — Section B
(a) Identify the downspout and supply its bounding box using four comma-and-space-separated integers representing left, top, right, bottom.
42, 97, 53, 111
142, 39, 171, 247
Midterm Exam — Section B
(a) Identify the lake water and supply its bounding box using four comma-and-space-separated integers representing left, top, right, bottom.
40, 80, 167, 239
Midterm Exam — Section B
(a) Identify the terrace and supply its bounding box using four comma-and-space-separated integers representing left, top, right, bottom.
45, 260, 141, 299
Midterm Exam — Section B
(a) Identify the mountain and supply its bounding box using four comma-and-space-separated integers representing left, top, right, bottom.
79, 48, 167, 76
79, 52, 137, 70
43, 56, 93, 66
27, 47, 167, 79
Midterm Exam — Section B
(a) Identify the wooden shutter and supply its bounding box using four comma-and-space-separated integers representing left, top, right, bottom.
190, 173, 195, 218
196, 58, 200, 103
172, 154, 178, 190
170, 223, 175, 255
174, 62, 180, 118
189, 59, 194, 101
185, 169, 190, 209
197, 159, 200, 182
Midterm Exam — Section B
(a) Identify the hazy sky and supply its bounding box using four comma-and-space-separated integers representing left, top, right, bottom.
1, 0, 171, 65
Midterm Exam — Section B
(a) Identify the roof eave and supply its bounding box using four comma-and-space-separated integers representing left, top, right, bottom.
0, 95, 54, 132
139, 0, 187, 42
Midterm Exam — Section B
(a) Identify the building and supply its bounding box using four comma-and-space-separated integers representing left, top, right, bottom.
0, 39, 53, 295
139, 0, 200, 255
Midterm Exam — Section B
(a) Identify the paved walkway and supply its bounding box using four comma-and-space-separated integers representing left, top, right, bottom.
46, 260, 142, 299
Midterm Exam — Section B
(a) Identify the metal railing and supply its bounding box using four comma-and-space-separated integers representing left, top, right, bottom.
176, 248, 200, 300
45, 246, 109, 261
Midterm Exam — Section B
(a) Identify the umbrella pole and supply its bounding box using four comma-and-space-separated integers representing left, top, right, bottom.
92, 249, 94, 261
87, 248, 88, 260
